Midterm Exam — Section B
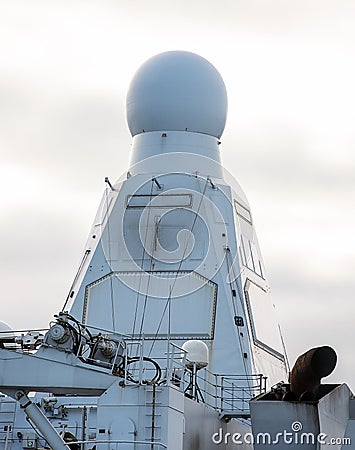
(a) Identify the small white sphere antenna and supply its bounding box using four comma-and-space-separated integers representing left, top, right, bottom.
182, 340, 209, 370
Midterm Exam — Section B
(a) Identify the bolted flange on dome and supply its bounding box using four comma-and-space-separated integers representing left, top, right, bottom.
126, 51, 228, 139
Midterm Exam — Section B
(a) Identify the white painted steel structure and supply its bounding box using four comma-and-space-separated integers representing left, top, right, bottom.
0, 51, 294, 450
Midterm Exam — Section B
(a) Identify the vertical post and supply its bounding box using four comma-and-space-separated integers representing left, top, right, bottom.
232, 381, 235, 412
221, 376, 224, 412
139, 337, 144, 383
151, 384, 156, 450
4, 425, 11, 450
124, 343, 128, 384
167, 342, 173, 385
81, 406, 87, 450
180, 347, 187, 392
193, 363, 197, 400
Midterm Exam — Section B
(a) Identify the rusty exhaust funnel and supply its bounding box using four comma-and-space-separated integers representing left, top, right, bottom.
289, 346, 337, 401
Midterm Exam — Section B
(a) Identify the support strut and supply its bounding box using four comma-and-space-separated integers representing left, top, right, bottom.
16, 391, 69, 450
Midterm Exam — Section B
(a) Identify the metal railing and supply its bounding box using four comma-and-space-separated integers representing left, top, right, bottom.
123, 341, 267, 417
219, 374, 267, 415
178, 369, 266, 416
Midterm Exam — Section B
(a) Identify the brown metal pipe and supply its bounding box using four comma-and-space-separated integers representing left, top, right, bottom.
289, 346, 337, 401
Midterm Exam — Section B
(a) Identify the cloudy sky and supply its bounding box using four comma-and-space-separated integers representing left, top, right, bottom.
1, 0, 355, 388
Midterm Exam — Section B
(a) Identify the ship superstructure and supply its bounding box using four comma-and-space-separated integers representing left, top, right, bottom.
0, 51, 290, 450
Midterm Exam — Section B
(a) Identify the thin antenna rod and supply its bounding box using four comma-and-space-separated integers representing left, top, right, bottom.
104, 177, 114, 190
152, 177, 162, 189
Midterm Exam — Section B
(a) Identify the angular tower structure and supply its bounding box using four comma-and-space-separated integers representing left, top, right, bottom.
0, 51, 288, 450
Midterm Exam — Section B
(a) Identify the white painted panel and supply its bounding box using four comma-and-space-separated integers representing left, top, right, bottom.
234, 200, 252, 224
245, 280, 283, 355
85, 272, 216, 339
127, 194, 192, 208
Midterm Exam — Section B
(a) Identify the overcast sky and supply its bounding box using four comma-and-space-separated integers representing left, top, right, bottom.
1, 0, 355, 388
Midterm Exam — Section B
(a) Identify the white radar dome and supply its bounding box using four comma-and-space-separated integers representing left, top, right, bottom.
126, 51, 227, 138
182, 340, 209, 370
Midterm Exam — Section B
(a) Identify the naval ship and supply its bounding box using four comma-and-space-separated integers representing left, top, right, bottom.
0, 51, 354, 449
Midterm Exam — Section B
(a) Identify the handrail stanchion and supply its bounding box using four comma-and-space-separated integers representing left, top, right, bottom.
221, 376, 224, 412
215, 374, 218, 410
139, 336, 144, 384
